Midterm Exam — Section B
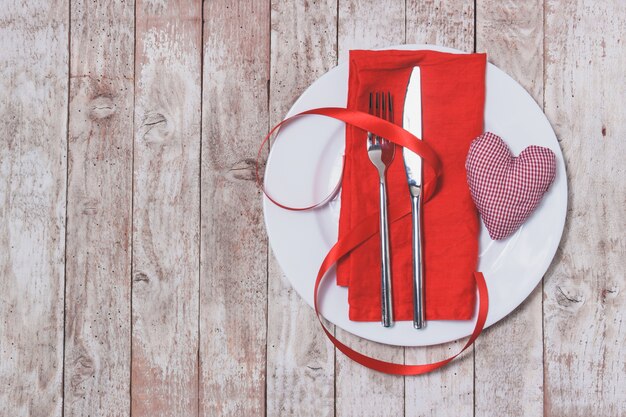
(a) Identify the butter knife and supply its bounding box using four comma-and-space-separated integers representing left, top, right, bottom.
402, 66, 425, 329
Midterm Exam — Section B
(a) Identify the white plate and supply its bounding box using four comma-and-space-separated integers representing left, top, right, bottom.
263, 44, 567, 347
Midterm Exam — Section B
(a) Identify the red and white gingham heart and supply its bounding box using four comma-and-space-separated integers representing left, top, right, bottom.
465, 132, 556, 240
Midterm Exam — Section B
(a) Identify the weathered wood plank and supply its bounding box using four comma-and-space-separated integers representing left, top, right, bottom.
266, 1, 338, 416
404, 2, 475, 416
198, 1, 270, 416
0, 1, 68, 415
335, 2, 406, 416
404, 342, 474, 417
407, 0, 474, 50
335, 336, 405, 417
473, 1, 545, 416
338, 0, 406, 62
544, 0, 626, 415
131, 1, 201, 415
63, 2, 134, 415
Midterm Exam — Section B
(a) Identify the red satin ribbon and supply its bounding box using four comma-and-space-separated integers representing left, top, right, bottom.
259, 107, 489, 375
257, 108, 442, 209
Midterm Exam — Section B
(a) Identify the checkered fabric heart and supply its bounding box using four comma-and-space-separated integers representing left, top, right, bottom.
465, 132, 556, 240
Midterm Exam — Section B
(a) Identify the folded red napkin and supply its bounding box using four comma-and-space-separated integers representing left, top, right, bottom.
337, 50, 486, 321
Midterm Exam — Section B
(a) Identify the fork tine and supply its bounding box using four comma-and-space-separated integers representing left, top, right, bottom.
379, 92, 388, 143
376, 92, 380, 117
367, 93, 373, 146
381, 91, 386, 121
376, 92, 381, 144
367, 91, 396, 146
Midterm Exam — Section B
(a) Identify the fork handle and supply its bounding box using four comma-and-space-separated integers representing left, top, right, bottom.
378, 176, 393, 327
410, 192, 425, 329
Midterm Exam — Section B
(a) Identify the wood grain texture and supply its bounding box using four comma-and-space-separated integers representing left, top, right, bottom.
0, 1, 68, 416
335, 2, 406, 416
335, 336, 404, 417
544, 0, 626, 415
266, 1, 338, 416
199, 1, 270, 416
404, 2, 475, 416
2, 2, 626, 415
474, 1, 544, 416
338, 0, 405, 62
131, 1, 201, 415
64, 1, 134, 415
406, 0, 474, 51
404, 341, 473, 417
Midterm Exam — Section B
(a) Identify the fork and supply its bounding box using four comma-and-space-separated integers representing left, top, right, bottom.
366, 92, 395, 328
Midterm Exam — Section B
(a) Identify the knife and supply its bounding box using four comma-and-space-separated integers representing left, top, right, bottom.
402, 66, 425, 329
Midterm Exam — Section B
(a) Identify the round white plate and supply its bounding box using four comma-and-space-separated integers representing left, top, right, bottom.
263, 44, 567, 347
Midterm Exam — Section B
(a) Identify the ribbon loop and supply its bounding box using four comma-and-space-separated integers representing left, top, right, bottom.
257, 107, 442, 209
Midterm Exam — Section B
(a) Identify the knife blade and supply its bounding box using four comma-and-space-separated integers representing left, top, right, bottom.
402, 66, 425, 329
403, 67, 423, 194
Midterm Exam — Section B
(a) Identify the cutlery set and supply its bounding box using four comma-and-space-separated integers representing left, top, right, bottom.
366, 66, 425, 329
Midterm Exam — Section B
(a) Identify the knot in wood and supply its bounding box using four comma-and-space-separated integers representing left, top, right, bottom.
555, 285, 584, 309
228, 158, 257, 181
133, 272, 150, 283
89, 96, 116, 119
141, 111, 172, 143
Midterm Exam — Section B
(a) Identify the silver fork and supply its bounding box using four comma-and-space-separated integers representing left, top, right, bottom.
366, 92, 395, 328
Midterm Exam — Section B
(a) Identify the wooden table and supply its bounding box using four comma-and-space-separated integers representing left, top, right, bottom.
1, 1, 624, 416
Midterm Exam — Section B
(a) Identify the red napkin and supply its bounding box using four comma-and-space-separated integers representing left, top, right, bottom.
337, 50, 486, 321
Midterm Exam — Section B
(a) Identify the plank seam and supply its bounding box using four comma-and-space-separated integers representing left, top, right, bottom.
403, 4, 407, 415
334, 3, 339, 414
541, 4, 547, 416
404, 0, 407, 45
472, 2, 477, 415
335, 0, 339, 62
129, 0, 138, 414
264, 1, 273, 416
542, 0, 546, 115
61, 0, 72, 415
473, 0, 477, 53
198, 2, 206, 416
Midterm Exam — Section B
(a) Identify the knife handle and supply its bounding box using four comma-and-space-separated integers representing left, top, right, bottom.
378, 177, 393, 328
410, 192, 425, 329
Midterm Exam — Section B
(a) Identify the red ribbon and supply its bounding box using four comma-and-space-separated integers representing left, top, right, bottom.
259, 107, 489, 375
257, 108, 442, 208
